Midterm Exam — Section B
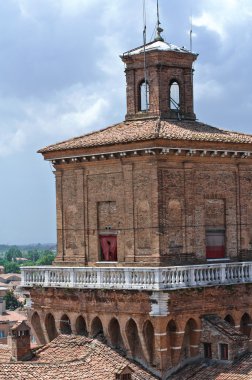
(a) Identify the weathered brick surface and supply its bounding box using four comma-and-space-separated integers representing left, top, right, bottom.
53, 155, 252, 266
200, 316, 249, 361
29, 284, 252, 375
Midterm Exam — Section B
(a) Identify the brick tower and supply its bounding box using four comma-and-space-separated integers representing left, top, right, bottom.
21, 14, 252, 379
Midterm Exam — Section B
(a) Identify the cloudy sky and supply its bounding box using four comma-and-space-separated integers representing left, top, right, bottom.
0, 0, 252, 244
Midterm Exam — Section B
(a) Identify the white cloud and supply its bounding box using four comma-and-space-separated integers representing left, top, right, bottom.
193, 0, 252, 41
0, 81, 116, 156
0, 129, 25, 157
195, 79, 224, 102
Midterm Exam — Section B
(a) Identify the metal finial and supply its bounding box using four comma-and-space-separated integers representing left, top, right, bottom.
155, 0, 164, 42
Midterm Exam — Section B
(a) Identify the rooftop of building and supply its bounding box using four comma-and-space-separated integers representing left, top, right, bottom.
203, 315, 248, 342
0, 333, 252, 379
0, 274, 21, 283
170, 353, 252, 380
122, 40, 196, 56
0, 334, 158, 379
39, 118, 252, 154
0, 310, 26, 324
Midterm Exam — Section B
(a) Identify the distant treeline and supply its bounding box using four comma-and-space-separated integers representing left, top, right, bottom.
0, 246, 56, 273
0, 243, 56, 253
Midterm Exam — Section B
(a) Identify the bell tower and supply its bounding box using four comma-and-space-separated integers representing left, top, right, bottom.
121, 14, 198, 121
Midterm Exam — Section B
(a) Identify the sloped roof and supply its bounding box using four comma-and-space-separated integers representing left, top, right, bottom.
0, 346, 12, 364
170, 353, 252, 380
0, 335, 158, 380
0, 310, 26, 323
39, 119, 252, 154
203, 315, 248, 342
122, 40, 195, 56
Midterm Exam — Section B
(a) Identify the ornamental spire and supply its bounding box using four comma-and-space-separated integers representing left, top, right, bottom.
154, 0, 164, 42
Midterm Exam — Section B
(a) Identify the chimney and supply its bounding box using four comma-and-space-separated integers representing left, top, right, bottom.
0, 287, 7, 315
8, 321, 32, 361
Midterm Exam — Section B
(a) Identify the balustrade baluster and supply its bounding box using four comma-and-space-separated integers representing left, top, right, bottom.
20, 261, 252, 291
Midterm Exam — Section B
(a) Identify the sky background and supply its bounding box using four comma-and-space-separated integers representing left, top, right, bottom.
0, 0, 252, 244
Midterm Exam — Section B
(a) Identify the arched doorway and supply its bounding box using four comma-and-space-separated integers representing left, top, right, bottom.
31, 312, 46, 345
45, 313, 58, 341
60, 314, 72, 334
75, 315, 87, 336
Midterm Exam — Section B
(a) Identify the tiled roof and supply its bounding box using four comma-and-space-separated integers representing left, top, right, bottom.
0, 334, 158, 380
170, 353, 252, 379
0, 346, 12, 364
203, 315, 248, 342
0, 310, 26, 323
39, 119, 252, 154
0, 274, 21, 282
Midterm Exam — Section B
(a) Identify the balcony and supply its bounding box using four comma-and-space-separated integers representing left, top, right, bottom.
21, 261, 252, 291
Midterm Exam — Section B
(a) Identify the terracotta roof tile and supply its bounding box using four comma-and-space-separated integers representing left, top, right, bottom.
0, 346, 12, 364
170, 353, 252, 379
0, 310, 26, 323
0, 334, 158, 379
39, 119, 252, 153
203, 315, 248, 342
1, 334, 252, 379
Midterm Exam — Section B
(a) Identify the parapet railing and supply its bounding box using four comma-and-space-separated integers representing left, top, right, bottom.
20, 261, 252, 291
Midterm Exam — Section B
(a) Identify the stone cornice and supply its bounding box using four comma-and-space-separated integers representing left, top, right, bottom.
48, 146, 252, 165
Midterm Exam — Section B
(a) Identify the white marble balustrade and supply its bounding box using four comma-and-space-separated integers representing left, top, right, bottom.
21, 262, 252, 291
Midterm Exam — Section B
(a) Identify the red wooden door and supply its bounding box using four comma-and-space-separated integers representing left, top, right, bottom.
206, 231, 225, 259
99, 235, 117, 261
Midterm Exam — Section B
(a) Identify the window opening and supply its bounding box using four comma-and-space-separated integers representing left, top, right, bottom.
206, 230, 225, 259
203, 343, 212, 359
220, 343, 229, 360
99, 235, 117, 261
170, 81, 180, 110
115, 375, 132, 380
139, 81, 149, 111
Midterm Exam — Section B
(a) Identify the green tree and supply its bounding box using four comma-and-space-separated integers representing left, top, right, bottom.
5, 247, 22, 262
26, 249, 40, 262
20, 260, 35, 267
4, 261, 21, 274
36, 251, 55, 265
4, 290, 22, 310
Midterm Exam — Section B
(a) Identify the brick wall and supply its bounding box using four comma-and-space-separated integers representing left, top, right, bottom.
28, 283, 252, 374
53, 152, 252, 266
